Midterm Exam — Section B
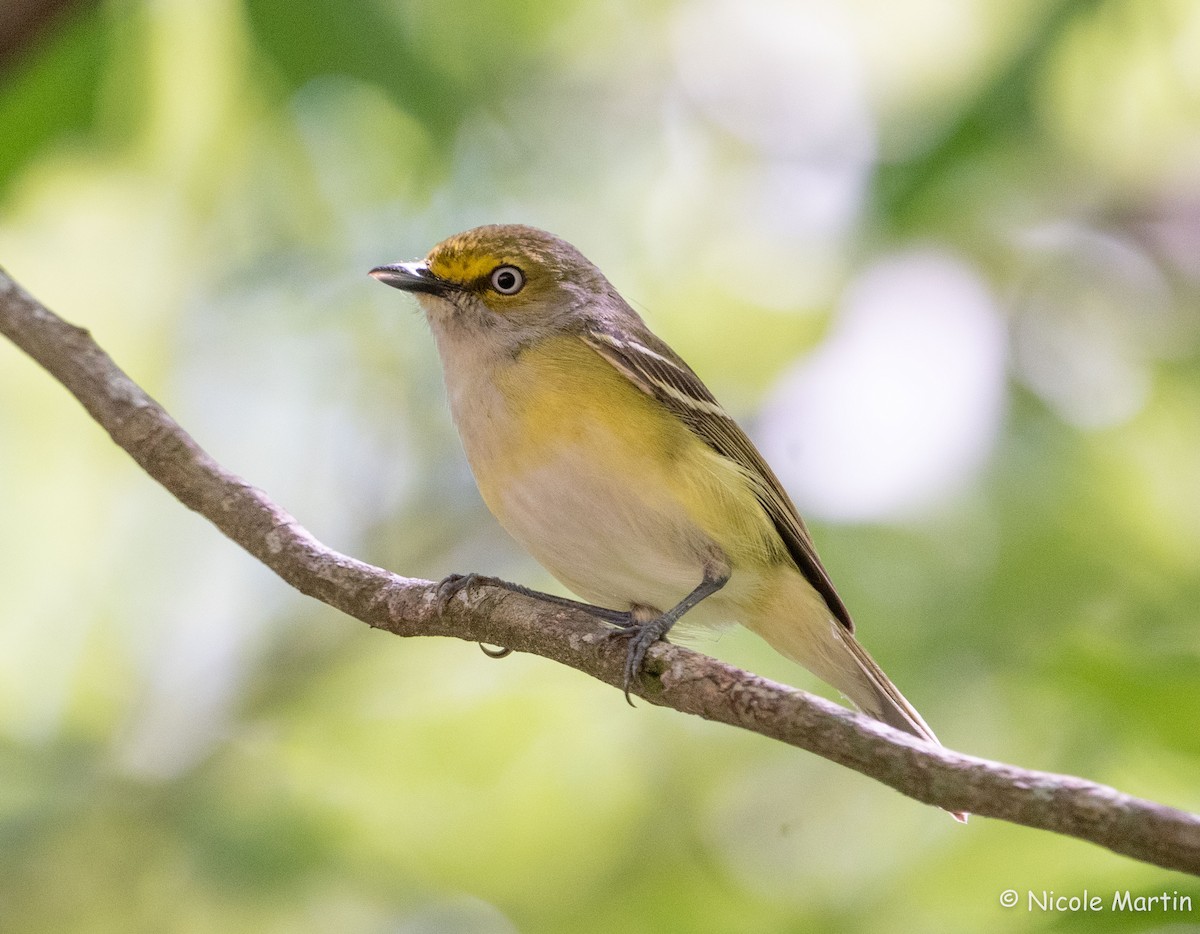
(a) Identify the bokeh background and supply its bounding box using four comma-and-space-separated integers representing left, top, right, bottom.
2, 0, 1199, 930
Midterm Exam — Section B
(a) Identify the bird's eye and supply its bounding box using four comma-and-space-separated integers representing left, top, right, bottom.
489, 265, 525, 295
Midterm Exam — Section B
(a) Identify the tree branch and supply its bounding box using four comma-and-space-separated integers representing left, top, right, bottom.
3, 265, 1199, 877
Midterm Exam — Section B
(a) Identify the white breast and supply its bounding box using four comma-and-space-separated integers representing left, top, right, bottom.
492, 435, 716, 612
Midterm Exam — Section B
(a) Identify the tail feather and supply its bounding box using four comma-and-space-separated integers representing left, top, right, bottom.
748, 583, 967, 820
823, 625, 970, 823
832, 625, 940, 746
752, 588, 942, 746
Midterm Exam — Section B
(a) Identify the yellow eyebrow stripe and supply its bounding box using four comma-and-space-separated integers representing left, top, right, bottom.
427, 251, 505, 284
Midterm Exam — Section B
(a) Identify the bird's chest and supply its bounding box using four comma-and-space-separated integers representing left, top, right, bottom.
436, 338, 712, 609
437, 332, 625, 497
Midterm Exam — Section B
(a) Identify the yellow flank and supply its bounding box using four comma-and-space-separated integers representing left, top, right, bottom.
483, 334, 786, 570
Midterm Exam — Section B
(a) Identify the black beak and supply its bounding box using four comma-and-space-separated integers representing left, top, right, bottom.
369, 261, 457, 295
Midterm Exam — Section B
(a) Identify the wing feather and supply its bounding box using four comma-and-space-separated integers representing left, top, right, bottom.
582, 323, 854, 632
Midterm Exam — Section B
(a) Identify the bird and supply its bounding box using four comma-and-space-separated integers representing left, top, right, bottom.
370, 223, 943, 751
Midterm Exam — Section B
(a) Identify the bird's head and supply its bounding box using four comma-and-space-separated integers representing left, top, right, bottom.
371, 224, 618, 338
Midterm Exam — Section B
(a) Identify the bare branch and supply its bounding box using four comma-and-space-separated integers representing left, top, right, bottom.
3, 265, 1199, 877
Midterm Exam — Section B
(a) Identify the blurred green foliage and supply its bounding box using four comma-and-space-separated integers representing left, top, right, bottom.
1, 0, 1199, 931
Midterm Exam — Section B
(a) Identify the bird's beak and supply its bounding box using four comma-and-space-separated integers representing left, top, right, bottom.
369, 260, 457, 296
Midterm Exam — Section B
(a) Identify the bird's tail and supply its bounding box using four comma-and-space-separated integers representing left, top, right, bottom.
829, 624, 940, 745
749, 581, 967, 820
829, 629, 969, 823
749, 581, 941, 746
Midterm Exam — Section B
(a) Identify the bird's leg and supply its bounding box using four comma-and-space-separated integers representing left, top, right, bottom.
436, 572, 631, 623
606, 558, 731, 705
436, 573, 633, 659
437, 561, 731, 705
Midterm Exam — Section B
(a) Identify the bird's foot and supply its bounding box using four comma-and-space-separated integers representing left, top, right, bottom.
435, 572, 488, 612
601, 608, 676, 706
435, 573, 630, 659
434, 573, 514, 658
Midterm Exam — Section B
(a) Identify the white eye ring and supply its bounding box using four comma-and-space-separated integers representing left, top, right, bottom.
490, 265, 525, 295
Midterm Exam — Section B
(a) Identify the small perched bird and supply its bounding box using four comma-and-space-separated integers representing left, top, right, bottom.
371, 224, 942, 748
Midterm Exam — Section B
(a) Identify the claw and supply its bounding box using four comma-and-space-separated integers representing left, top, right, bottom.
437, 576, 513, 655
600, 609, 674, 707
601, 566, 729, 706
435, 572, 478, 614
